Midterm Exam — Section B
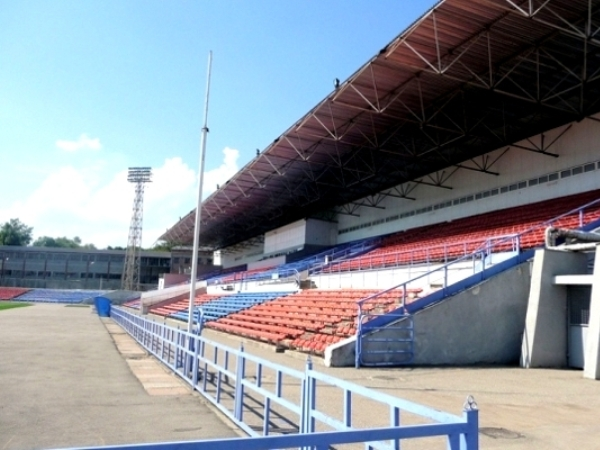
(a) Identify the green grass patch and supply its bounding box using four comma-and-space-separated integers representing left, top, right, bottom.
65, 304, 91, 308
0, 302, 32, 311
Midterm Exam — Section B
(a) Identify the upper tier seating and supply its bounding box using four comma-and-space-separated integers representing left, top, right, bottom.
14, 289, 107, 304
207, 288, 422, 354
205, 239, 378, 286
325, 190, 600, 272
0, 287, 31, 300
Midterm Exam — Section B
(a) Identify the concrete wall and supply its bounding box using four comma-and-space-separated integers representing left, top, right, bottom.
305, 219, 337, 247
160, 273, 188, 288
248, 256, 286, 271
311, 257, 510, 291
220, 241, 265, 269
584, 248, 600, 379
327, 262, 532, 367
140, 283, 206, 312
521, 249, 588, 368
264, 220, 306, 255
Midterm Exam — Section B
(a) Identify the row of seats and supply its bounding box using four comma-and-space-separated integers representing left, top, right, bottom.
325, 190, 600, 272
122, 299, 141, 309
172, 292, 294, 323
0, 287, 31, 300
14, 289, 107, 304
149, 293, 223, 317
203, 239, 378, 287
206, 288, 422, 355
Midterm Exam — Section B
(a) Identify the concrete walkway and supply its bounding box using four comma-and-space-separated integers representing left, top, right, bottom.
194, 323, 600, 450
3, 303, 600, 449
0, 304, 237, 450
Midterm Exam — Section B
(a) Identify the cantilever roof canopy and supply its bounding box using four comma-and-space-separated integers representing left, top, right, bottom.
161, 0, 600, 249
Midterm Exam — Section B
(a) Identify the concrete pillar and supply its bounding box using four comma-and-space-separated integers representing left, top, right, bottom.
521, 249, 588, 368
584, 246, 600, 379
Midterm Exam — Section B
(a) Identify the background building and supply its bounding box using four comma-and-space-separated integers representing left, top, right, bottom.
0, 246, 171, 291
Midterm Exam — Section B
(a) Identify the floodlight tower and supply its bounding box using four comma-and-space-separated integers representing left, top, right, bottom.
122, 167, 152, 291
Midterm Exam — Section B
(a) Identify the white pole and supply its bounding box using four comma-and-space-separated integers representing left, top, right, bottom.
188, 51, 213, 333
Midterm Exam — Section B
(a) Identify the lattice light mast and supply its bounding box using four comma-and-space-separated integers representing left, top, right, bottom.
122, 167, 152, 291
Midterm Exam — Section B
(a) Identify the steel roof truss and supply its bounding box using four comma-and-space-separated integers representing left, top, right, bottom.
352, 193, 387, 210
509, 122, 572, 157
262, 154, 285, 176
336, 203, 361, 217
231, 180, 250, 199
417, 167, 459, 190
247, 170, 267, 189
384, 182, 418, 201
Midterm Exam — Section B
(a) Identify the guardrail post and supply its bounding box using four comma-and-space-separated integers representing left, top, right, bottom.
161, 321, 166, 360
185, 333, 193, 379
443, 266, 448, 290
461, 396, 479, 450
192, 334, 200, 388
300, 357, 315, 437
391, 405, 400, 450
354, 307, 362, 369
234, 344, 245, 421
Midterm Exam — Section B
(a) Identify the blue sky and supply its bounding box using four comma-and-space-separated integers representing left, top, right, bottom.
0, 0, 436, 248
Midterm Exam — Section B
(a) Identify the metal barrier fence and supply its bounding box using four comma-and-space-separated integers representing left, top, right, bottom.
109, 307, 479, 449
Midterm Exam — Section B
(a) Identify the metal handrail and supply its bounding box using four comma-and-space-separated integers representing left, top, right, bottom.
109, 307, 479, 449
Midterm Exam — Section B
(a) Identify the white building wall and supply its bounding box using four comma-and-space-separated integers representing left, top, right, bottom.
305, 219, 337, 247
264, 220, 307, 254
219, 241, 265, 268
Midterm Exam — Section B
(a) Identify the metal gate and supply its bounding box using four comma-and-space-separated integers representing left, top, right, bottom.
567, 286, 591, 369
356, 312, 414, 367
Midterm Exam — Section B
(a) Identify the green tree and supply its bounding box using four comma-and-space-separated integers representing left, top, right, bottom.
152, 240, 175, 251
33, 235, 95, 249
0, 219, 33, 246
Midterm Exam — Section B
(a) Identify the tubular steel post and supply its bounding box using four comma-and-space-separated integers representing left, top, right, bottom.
192, 334, 200, 386
391, 405, 401, 450
462, 396, 479, 450
306, 358, 316, 435
444, 266, 448, 289
234, 344, 245, 421
300, 358, 310, 435
188, 51, 213, 334
355, 306, 363, 369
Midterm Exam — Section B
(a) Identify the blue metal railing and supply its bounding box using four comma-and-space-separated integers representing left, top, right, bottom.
108, 307, 479, 450
204, 238, 379, 287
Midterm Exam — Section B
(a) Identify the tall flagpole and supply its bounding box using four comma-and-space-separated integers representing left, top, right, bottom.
188, 51, 213, 333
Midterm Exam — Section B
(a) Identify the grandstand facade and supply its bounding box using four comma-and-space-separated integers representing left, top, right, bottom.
144, 0, 600, 376
0, 246, 171, 291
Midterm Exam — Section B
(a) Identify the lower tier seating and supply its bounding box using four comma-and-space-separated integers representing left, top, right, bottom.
149, 293, 223, 317
206, 288, 422, 355
14, 289, 106, 304
0, 287, 31, 300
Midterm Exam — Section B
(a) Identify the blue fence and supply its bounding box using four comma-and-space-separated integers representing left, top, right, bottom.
106, 307, 478, 449
14, 288, 107, 304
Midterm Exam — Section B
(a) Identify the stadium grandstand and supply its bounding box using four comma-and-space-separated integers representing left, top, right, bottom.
142, 0, 600, 378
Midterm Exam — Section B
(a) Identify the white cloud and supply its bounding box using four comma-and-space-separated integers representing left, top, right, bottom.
0, 147, 240, 248
56, 134, 102, 152
202, 147, 240, 199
